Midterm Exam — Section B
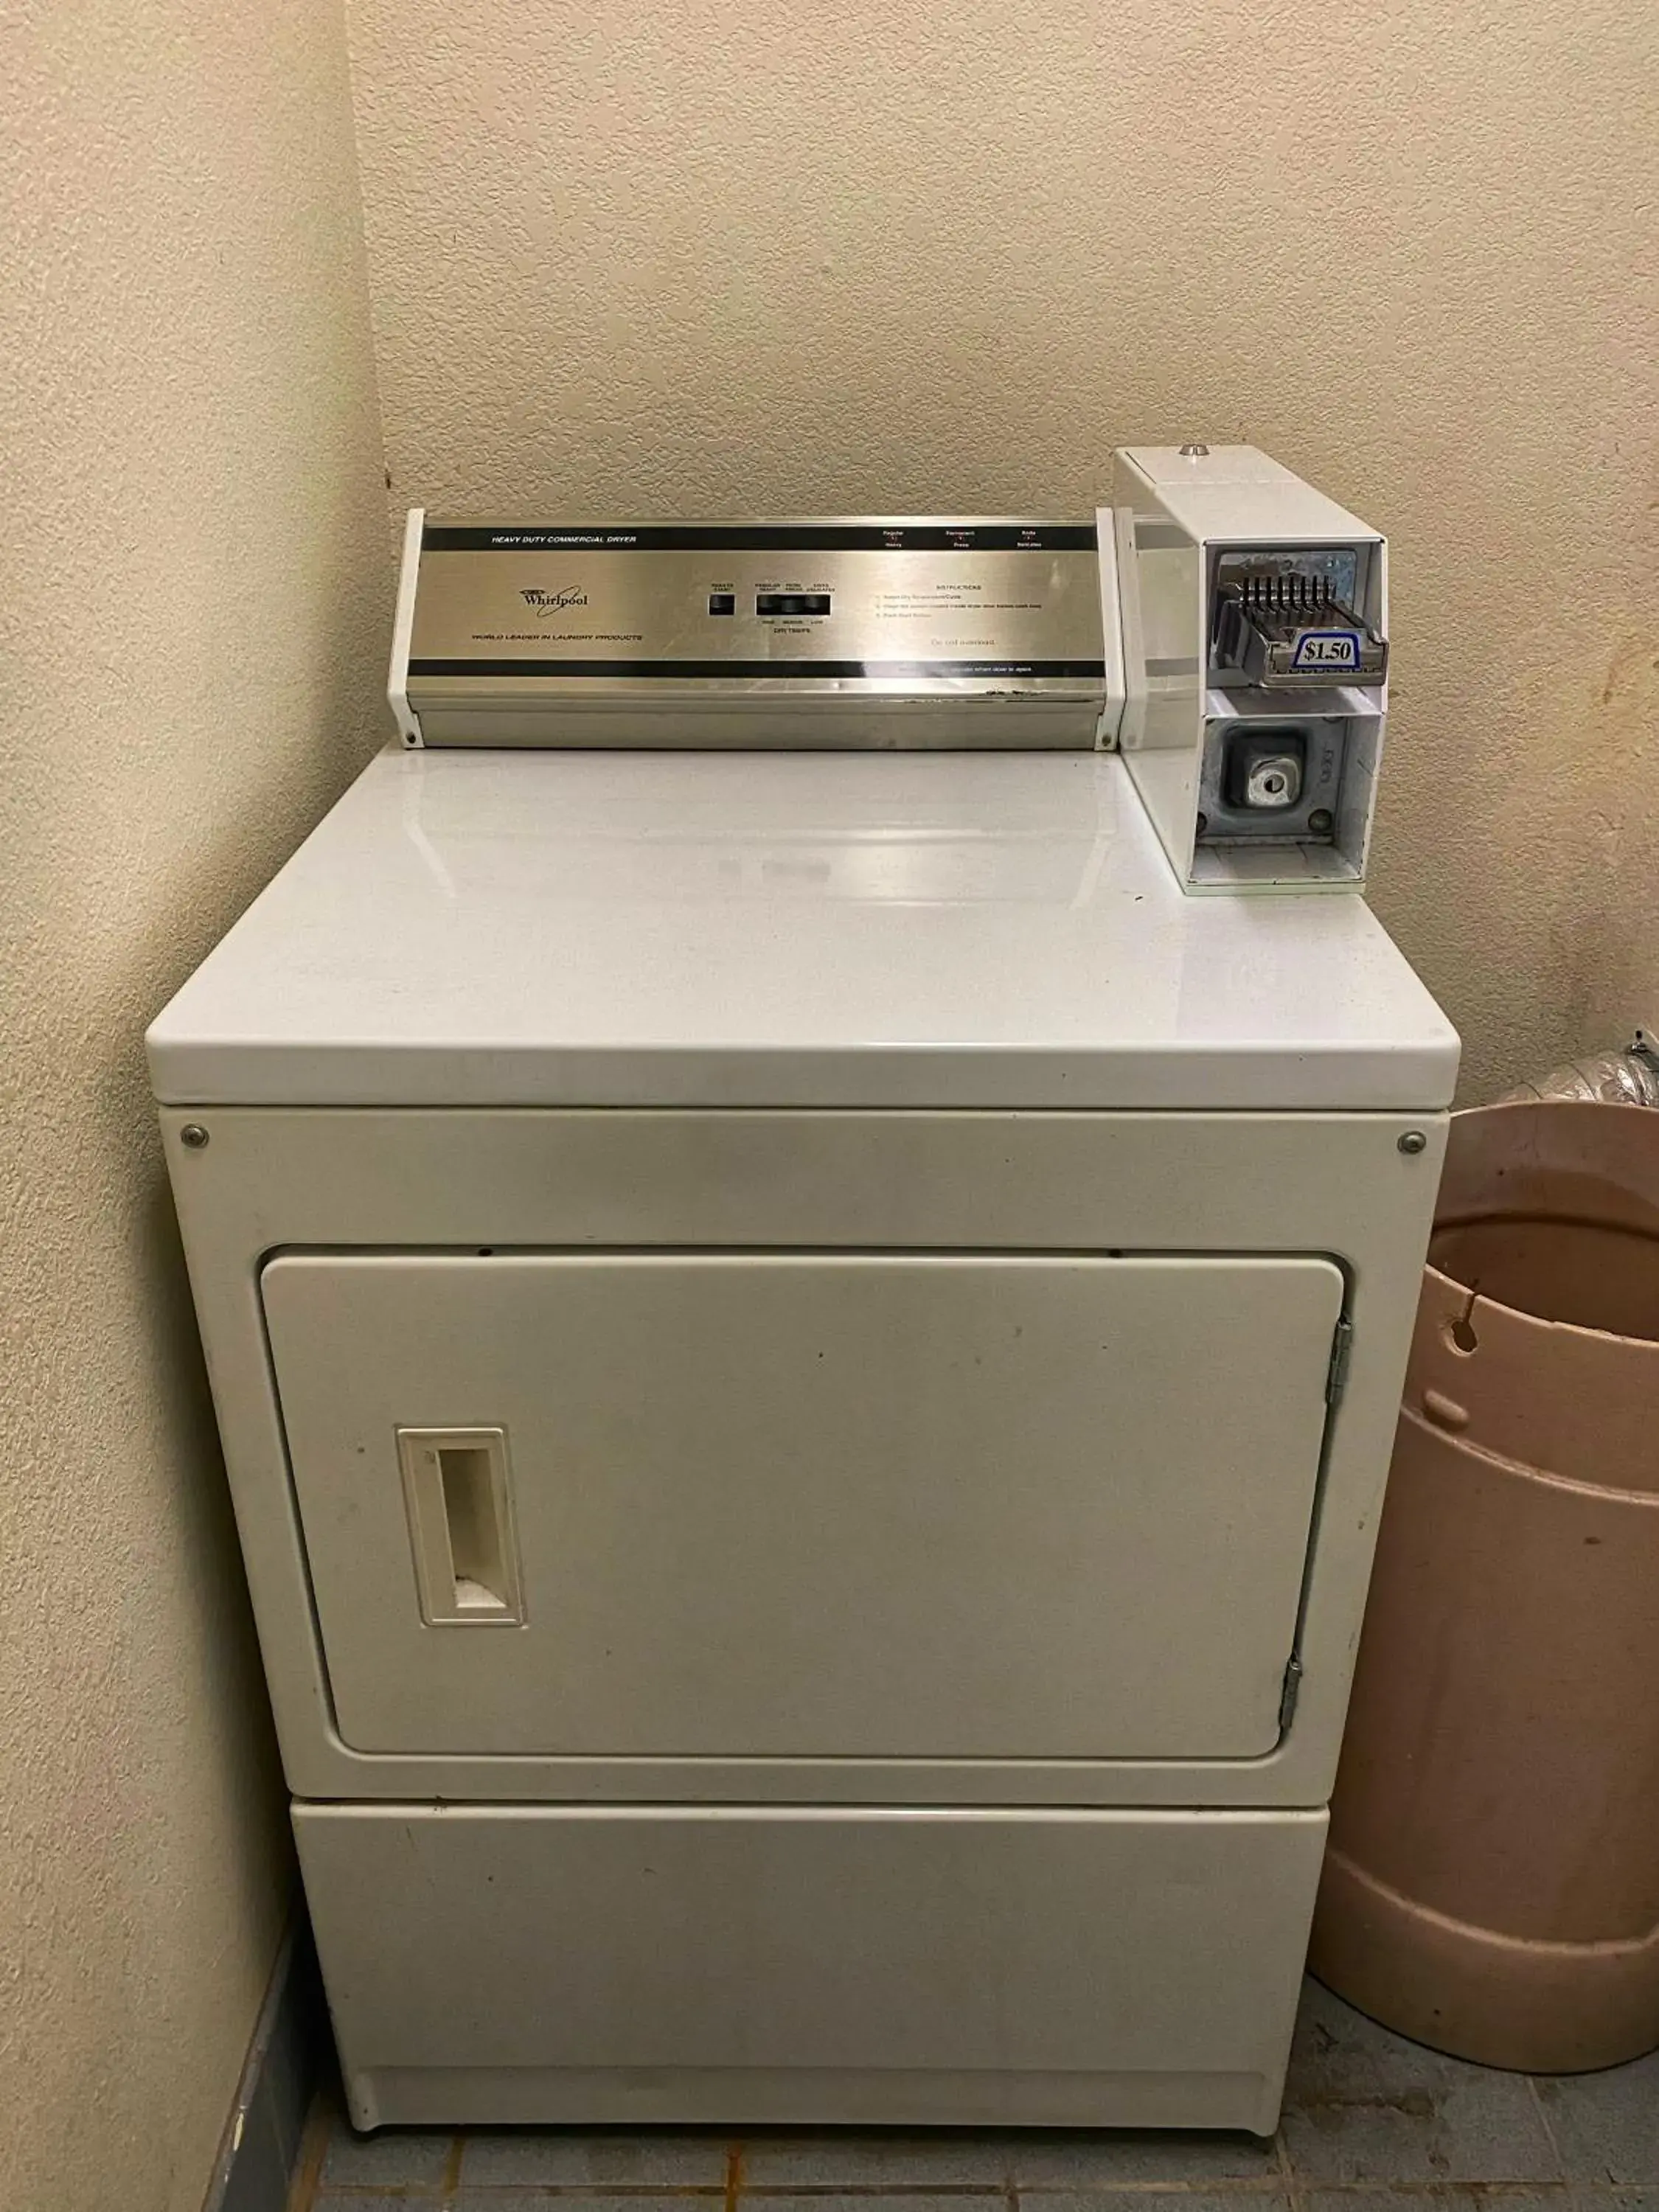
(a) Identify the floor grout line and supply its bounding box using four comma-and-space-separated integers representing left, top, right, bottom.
1526, 2073, 1571, 2189
441, 2131, 465, 2194
286, 2091, 332, 2212
1273, 2124, 1303, 2212
720, 2187, 1270, 2199
306, 2182, 1652, 2201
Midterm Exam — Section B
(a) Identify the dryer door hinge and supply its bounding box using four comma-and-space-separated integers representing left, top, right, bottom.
1326, 1314, 1354, 1408
1279, 1652, 1304, 1735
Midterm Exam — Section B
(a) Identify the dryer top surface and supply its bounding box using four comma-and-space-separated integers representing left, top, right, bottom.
147, 744, 1456, 1110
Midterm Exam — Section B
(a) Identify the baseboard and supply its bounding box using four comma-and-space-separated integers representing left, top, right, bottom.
201, 1909, 327, 2212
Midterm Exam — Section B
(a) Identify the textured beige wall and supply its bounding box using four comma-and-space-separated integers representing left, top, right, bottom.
345, 0, 1659, 1099
0, 4, 388, 2208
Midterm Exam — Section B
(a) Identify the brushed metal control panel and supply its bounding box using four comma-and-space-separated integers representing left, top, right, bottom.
400, 518, 1117, 749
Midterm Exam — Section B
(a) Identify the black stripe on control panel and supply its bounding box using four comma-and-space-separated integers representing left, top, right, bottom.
408, 658, 1107, 680
422, 524, 1099, 553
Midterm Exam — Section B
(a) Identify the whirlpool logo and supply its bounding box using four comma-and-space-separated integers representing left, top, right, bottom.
520, 586, 588, 612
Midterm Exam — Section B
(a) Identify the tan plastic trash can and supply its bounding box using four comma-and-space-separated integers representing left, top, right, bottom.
1311, 1099, 1659, 2072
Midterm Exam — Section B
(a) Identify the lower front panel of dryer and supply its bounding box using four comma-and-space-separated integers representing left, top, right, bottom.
294, 1802, 1326, 2133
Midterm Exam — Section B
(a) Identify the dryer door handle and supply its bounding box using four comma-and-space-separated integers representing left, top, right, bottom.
396, 1426, 524, 1627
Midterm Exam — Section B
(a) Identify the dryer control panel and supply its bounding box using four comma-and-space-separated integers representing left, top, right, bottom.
394, 518, 1121, 753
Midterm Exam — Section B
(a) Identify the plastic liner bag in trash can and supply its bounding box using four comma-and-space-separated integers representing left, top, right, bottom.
1310, 1099, 1659, 2072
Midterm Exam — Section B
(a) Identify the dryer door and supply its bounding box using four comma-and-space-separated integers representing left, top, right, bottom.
262, 1250, 1343, 1761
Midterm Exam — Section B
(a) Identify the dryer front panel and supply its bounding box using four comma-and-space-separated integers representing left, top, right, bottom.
262, 1250, 1343, 1761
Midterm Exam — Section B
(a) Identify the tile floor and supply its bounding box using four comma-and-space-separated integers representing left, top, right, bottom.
293, 1978, 1659, 2212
